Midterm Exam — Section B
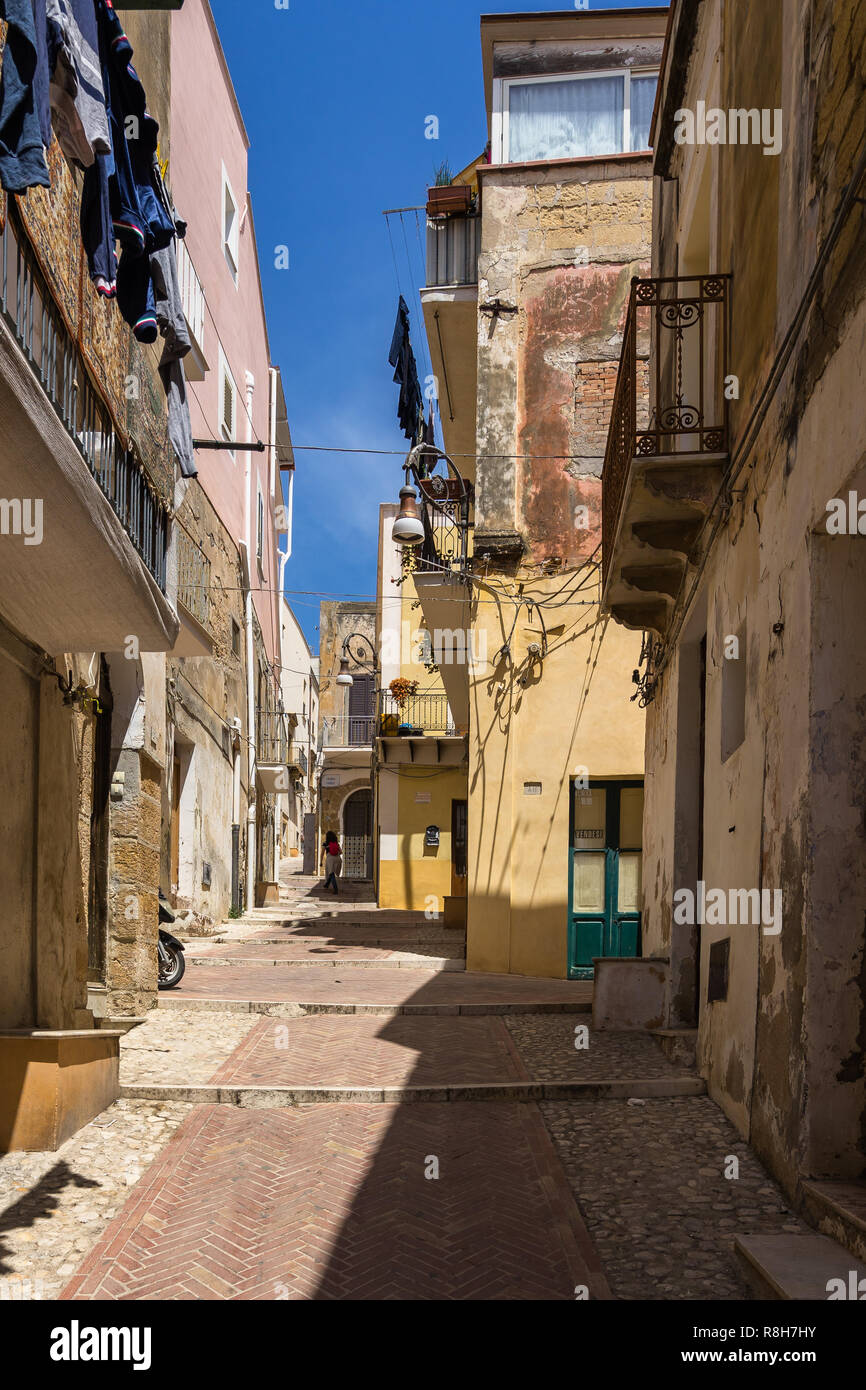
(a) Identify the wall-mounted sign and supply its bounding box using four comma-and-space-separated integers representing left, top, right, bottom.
524, 782, 542, 796
322, 773, 341, 788
415, 792, 432, 803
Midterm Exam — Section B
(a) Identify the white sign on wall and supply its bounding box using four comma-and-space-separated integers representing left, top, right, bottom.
322, 773, 341, 788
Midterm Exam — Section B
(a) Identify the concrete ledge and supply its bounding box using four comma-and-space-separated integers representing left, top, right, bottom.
0, 1030, 120, 1152
157, 997, 593, 1017
734, 1232, 866, 1301
119, 1075, 706, 1106
593, 957, 668, 1031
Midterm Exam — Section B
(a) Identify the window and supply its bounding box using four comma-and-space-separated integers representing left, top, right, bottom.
497, 69, 658, 164
231, 617, 241, 658
222, 164, 239, 282
219, 348, 237, 458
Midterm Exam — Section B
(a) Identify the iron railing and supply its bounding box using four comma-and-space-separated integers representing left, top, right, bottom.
287, 742, 308, 776
601, 273, 731, 589
426, 213, 480, 287
321, 714, 375, 748
257, 708, 289, 764
176, 526, 210, 628
379, 691, 455, 735
0, 204, 169, 590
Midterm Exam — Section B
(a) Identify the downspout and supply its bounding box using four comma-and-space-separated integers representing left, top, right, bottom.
269, 366, 283, 885
244, 371, 256, 913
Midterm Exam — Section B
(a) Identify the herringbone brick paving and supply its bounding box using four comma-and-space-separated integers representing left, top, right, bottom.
61, 1103, 608, 1300
167, 962, 594, 1007
210, 1015, 528, 1087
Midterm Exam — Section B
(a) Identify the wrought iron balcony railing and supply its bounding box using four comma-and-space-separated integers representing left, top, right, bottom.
287, 742, 308, 776
257, 708, 289, 765
379, 691, 456, 735
176, 526, 210, 629
602, 274, 731, 591
0, 203, 169, 591
321, 714, 375, 749
426, 212, 480, 287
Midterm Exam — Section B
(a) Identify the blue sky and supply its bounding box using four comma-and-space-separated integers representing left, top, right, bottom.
209, 0, 665, 651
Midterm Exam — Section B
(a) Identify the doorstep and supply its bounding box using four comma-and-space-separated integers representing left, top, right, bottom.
734, 1232, 866, 1300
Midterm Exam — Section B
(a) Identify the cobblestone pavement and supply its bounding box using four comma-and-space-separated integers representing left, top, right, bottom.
505, 1017, 692, 1081
61, 1103, 608, 1301
0, 1102, 189, 1301
120, 1009, 259, 1086
166, 962, 594, 1008
540, 1097, 807, 1300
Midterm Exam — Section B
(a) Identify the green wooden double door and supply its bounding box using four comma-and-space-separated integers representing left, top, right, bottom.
568, 780, 644, 979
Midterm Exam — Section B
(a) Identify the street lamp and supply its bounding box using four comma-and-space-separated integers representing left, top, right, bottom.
392, 483, 425, 547
334, 633, 379, 688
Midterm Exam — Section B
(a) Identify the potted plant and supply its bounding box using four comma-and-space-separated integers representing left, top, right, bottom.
427, 161, 473, 218
388, 677, 418, 708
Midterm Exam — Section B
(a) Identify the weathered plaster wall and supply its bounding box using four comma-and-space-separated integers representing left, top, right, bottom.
466, 154, 651, 977
637, 0, 866, 1193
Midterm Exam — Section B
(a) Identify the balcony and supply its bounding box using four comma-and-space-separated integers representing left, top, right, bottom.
257, 708, 291, 792
601, 274, 731, 636
377, 691, 465, 765
321, 714, 375, 749
421, 212, 479, 462
0, 203, 176, 655
287, 742, 308, 776
426, 212, 480, 289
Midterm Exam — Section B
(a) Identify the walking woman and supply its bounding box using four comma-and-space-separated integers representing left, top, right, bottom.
322, 830, 343, 895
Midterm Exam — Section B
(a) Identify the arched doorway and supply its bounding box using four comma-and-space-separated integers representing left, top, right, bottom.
342, 788, 372, 880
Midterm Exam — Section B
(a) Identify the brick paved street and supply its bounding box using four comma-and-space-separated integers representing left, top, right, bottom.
165, 962, 594, 1010
61, 1104, 607, 1301
0, 903, 801, 1302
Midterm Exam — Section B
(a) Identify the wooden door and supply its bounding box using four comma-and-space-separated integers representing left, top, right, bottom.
568, 781, 644, 979
451, 799, 468, 898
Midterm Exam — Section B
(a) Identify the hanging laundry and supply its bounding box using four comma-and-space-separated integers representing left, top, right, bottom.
150, 239, 196, 480
388, 295, 423, 446
81, 0, 174, 308
0, 0, 51, 191
46, 0, 111, 169
31, 0, 53, 149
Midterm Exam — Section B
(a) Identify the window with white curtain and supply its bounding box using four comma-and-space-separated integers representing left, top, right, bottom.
500, 70, 658, 163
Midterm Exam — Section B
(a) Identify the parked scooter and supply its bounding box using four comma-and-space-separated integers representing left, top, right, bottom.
158, 890, 186, 990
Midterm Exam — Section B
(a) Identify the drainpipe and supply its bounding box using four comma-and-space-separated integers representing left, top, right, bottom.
244, 371, 256, 914
231, 721, 242, 914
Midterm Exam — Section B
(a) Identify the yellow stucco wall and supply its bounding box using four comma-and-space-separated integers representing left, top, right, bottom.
378, 764, 467, 912
467, 592, 644, 978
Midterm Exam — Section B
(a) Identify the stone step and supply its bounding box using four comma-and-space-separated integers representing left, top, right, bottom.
194, 935, 466, 948
157, 996, 594, 1017
800, 1180, 866, 1264
734, 1232, 866, 1300
181, 955, 466, 972
650, 1027, 698, 1069
119, 1075, 707, 1106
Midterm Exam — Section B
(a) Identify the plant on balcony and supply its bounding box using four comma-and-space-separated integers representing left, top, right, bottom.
427, 161, 473, 218
388, 677, 418, 708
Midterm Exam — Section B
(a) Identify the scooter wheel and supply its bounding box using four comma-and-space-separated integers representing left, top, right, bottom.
158, 942, 186, 990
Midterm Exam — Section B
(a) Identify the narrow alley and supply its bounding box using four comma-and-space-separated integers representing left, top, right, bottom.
0, 868, 811, 1303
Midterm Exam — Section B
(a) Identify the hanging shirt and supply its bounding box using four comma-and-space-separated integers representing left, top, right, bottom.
388, 295, 423, 446
45, 0, 111, 169
81, 0, 173, 289
0, 0, 51, 191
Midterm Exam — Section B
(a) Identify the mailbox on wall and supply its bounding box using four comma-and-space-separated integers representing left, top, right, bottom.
425, 825, 440, 848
